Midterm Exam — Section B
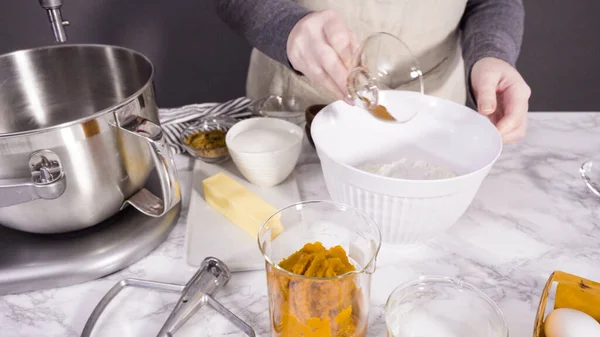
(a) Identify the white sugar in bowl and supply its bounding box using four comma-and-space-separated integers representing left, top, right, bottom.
311, 91, 503, 244
226, 117, 303, 187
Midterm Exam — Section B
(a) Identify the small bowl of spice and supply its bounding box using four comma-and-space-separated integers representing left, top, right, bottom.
181, 116, 238, 163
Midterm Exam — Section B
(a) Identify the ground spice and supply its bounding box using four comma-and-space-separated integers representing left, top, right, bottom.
371, 105, 395, 121
183, 129, 228, 157
267, 242, 367, 337
360, 97, 395, 121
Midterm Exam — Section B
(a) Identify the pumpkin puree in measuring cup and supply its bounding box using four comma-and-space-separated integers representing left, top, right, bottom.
266, 242, 367, 337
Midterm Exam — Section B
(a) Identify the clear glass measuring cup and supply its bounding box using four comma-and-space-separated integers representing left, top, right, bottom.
385, 276, 509, 337
346, 32, 425, 124
258, 200, 381, 337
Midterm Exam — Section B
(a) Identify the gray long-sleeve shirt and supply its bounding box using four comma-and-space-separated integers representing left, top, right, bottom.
214, 0, 525, 105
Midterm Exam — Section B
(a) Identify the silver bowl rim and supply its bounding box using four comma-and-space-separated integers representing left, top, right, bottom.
0, 43, 155, 139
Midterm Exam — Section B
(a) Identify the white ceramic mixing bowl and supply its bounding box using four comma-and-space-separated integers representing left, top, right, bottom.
311, 91, 502, 244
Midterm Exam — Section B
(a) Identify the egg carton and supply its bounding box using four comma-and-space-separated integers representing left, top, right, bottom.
535, 270, 600, 336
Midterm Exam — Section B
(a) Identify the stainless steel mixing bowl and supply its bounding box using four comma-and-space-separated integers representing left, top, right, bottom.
0, 44, 181, 233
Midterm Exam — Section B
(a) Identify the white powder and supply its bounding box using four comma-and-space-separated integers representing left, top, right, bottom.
229, 127, 299, 153
360, 157, 456, 180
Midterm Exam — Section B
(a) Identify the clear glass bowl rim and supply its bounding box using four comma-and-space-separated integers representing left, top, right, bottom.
384, 275, 509, 337
257, 199, 382, 281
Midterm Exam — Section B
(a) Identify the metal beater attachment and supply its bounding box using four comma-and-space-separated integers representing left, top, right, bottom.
38, 0, 70, 43
81, 257, 255, 337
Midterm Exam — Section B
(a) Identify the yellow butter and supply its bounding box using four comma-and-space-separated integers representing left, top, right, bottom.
203, 172, 283, 239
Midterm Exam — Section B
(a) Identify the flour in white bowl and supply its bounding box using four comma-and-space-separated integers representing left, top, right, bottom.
360, 157, 456, 180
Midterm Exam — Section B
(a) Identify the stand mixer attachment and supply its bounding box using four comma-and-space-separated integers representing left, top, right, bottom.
38, 0, 69, 42
81, 257, 255, 337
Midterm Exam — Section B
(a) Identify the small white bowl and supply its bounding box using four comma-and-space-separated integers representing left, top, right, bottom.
311, 90, 502, 244
226, 117, 303, 187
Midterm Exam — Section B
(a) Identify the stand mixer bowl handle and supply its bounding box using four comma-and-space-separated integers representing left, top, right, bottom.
116, 114, 181, 218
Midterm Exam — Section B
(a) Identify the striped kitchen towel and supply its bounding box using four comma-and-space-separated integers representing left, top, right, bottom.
158, 97, 253, 154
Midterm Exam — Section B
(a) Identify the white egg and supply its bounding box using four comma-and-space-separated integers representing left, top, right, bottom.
544, 308, 600, 337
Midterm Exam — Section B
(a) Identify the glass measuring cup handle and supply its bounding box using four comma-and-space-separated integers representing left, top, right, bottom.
347, 66, 379, 111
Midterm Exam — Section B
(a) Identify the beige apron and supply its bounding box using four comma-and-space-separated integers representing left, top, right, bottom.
246, 0, 468, 106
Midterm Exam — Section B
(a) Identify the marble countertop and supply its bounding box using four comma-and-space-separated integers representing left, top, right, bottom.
2, 112, 600, 337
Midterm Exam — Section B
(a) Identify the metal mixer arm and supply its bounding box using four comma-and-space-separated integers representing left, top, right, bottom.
38, 0, 69, 43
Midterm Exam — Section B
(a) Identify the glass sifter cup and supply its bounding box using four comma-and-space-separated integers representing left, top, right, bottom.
258, 200, 381, 337
346, 32, 425, 123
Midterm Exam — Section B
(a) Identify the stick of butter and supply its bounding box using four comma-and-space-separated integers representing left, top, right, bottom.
203, 172, 283, 239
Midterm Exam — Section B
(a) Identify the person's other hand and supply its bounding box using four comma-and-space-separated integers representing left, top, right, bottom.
287, 10, 358, 100
471, 57, 531, 144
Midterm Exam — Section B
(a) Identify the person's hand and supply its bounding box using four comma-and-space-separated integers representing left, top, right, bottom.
471, 57, 531, 144
287, 10, 358, 100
